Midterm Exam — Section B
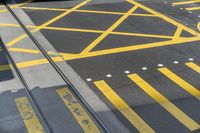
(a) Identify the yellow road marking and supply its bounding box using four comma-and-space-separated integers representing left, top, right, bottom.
0, 36, 198, 72
186, 62, 200, 73
20, 6, 157, 17
198, 22, 200, 31
173, 25, 183, 40
0, 64, 12, 71
186, 6, 200, 11
6, 34, 28, 47
81, 3, 138, 54
57, 88, 100, 133
6, 0, 91, 47
15, 97, 44, 133
172, 0, 200, 6
94, 80, 155, 133
158, 67, 200, 101
0, 0, 32, 13
128, 74, 200, 131
9, 47, 40, 54
128, 0, 200, 37
0, 23, 174, 39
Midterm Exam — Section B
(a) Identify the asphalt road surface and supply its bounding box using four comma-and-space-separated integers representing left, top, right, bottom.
0, 0, 200, 133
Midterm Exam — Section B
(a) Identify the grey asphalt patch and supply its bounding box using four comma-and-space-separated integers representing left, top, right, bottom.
49, 12, 121, 30
41, 29, 100, 53
115, 16, 177, 36
80, 1, 133, 12
23, 9, 62, 26
92, 35, 169, 51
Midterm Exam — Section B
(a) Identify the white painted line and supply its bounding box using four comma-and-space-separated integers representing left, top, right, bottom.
173, 61, 179, 64
158, 64, 164, 67
86, 78, 92, 82
124, 70, 130, 74
142, 67, 148, 70
106, 74, 112, 78
189, 11, 192, 14
188, 58, 194, 61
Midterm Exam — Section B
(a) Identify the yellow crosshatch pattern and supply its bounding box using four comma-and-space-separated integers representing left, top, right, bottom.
0, 0, 200, 70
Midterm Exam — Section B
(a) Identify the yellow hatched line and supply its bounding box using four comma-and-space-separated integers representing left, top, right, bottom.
158, 67, 200, 101
186, 6, 200, 11
15, 97, 44, 133
9, 47, 40, 54
20, 6, 157, 17
128, 0, 200, 36
185, 62, 200, 73
0, 37, 198, 72
0, 64, 12, 71
0, 0, 32, 13
0, 23, 174, 39
128, 74, 200, 131
80, 2, 138, 54
57, 88, 100, 133
172, 25, 183, 40
94, 80, 155, 133
172, 0, 200, 6
6, 0, 91, 47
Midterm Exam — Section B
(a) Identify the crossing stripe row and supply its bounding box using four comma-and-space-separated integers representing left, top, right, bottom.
94, 62, 200, 132
172, 0, 200, 11
15, 87, 100, 133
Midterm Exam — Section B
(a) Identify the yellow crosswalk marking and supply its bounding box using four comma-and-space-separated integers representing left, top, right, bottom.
186, 6, 200, 11
94, 80, 155, 133
15, 97, 44, 133
158, 67, 200, 101
186, 62, 200, 73
172, 0, 200, 6
128, 74, 200, 131
56, 88, 101, 133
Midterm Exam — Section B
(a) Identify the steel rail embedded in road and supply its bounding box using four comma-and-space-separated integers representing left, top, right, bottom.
2, 0, 110, 132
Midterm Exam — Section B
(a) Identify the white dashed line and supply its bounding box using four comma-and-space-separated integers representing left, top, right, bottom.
106, 74, 112, 78
86, 78, 92, 82
158, 64, 164, 67
173, 61, 179, 64
124, 70, 130, 74
142, 67, 148, 70
188, 58, 194, 61
189, 11, 192, 14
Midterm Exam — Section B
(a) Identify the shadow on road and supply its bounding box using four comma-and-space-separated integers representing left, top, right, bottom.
0, 39, 14, 81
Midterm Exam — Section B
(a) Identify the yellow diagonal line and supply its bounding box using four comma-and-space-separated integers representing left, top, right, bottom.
94, 80, 155, 133
20, 6, 157, 17
0, 0, 32, 13
0, 23, 174, 39
185, 62, 200, 73
6, 0, 91, 47
186, 6, 200, 11
128, 0, 200, 37
9, 47, 40, 54
158, 67, 200, 101
172, 0, 200, 6
57, 88, 101, 133
172, 25, 183, 40
128, 74, 200, 131
81, 3, 138, 54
